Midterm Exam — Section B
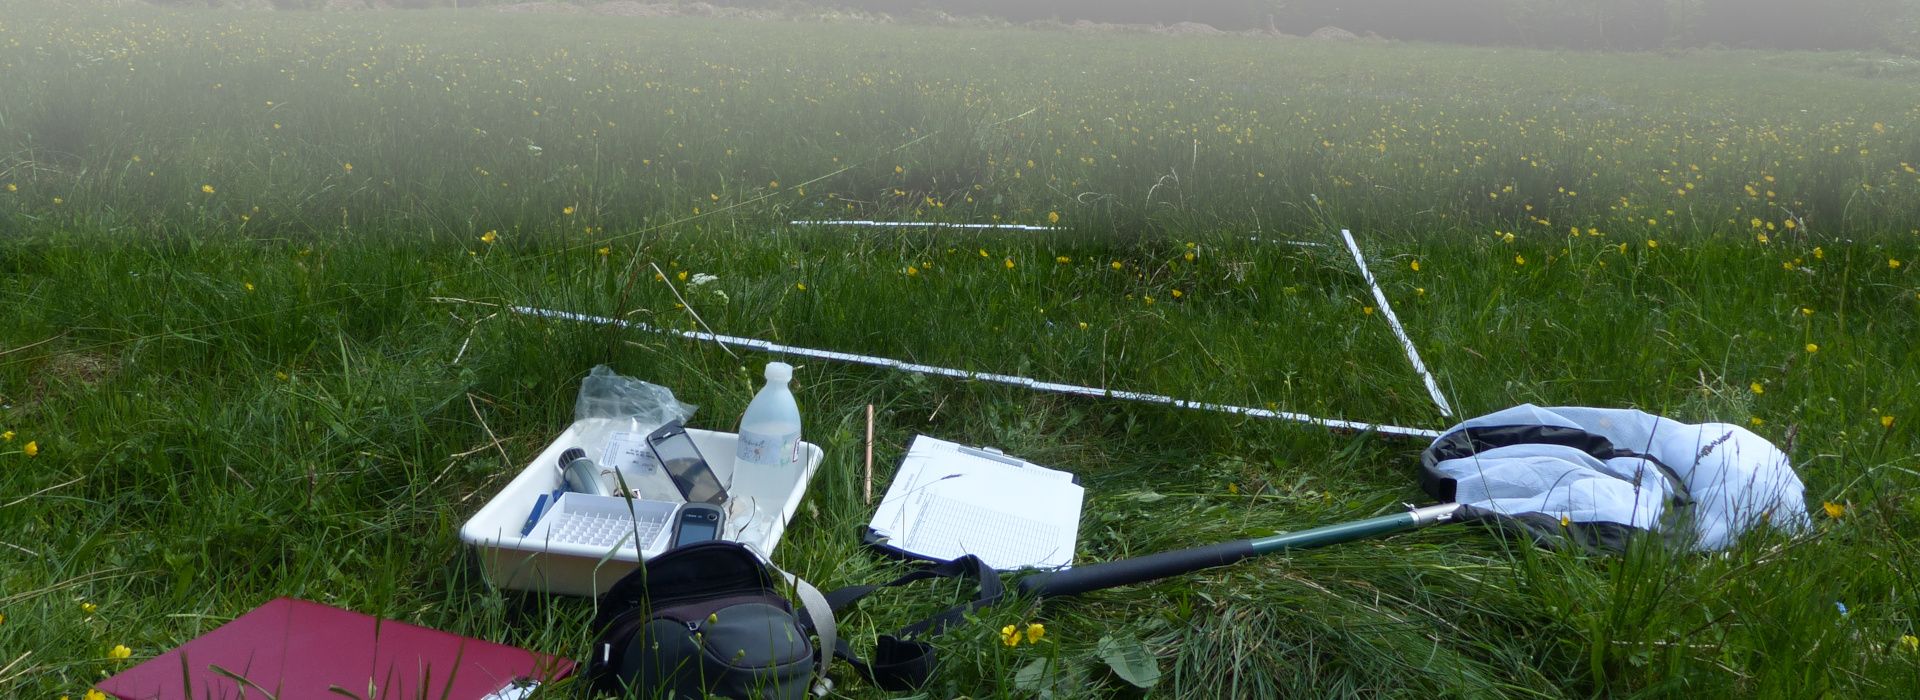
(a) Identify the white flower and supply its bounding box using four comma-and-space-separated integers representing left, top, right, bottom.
689, 273, 718, 287
526, 144, 542, 153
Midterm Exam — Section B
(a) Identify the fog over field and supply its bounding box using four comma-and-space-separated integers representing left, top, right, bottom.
1, 1, 1917, 698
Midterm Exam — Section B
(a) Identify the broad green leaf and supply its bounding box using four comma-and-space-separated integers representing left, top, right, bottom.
1097, 635, 1160, 688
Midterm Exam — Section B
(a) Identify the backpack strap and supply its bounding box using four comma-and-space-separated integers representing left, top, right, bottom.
809, 554, 1002, 691
766, 563, 837, 697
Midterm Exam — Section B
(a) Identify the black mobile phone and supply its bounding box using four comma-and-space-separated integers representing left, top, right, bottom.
646, 420, 728, 505
670, 502, 727, 548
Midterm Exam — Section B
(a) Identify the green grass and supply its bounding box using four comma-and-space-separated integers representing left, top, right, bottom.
2, 2, 1918, 697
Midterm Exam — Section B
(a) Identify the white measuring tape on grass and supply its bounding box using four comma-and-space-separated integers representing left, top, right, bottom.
1340, 229, 1453, 418
788, 220, 1061, 231
510, 305, 1441, 440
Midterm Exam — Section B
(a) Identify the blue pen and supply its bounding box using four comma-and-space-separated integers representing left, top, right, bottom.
520, 489, 565, 536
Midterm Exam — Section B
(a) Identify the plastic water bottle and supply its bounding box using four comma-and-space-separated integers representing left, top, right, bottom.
735, 362, 801, 469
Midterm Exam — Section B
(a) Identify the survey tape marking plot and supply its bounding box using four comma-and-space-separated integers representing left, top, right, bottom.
1341, 229, 1454, 418
512, 306, 1441, 440
789, 220, 1061, 231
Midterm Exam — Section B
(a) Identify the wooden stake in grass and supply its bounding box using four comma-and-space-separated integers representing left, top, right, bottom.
864, 404, 875, 504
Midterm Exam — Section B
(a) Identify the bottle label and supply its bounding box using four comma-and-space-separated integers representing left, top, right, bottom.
736, 428, 801, 467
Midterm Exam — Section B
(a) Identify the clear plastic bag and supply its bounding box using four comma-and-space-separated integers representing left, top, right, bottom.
567, 365, 698, 503
575, 364, 699, 425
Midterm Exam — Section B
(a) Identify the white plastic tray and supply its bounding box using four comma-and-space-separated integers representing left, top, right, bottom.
459, 419, 822, 597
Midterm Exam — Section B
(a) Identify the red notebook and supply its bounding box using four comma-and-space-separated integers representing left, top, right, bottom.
97, 597, 575, 700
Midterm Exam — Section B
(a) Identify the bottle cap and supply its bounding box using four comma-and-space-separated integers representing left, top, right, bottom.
764, 361, 793, 383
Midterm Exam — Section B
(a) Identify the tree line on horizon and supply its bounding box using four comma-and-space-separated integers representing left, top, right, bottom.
838, 0, 1920, 52
180, 0, 1920, 54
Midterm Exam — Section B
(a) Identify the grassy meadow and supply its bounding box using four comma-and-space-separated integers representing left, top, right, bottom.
2, 1, 1919, 697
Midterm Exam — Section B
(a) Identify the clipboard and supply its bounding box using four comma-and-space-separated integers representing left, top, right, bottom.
864, 435, 1083, 571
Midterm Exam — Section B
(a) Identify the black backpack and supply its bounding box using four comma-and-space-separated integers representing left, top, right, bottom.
585, 541, 1000, 699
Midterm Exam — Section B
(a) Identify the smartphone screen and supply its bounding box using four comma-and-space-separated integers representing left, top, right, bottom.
648, 422, 727, 505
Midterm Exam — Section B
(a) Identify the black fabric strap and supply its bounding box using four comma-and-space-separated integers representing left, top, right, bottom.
805, 555, 1002, 690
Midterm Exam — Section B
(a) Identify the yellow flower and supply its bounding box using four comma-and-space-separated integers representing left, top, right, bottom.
1047, 212, 1060, 223
1618, 243, 1628, 254
1750, 417, 1764, 426
80, 601, 96, 614
1056, 256, 1070, 264
979, 249, 989, 258
769, 181, 778, 188
1415, 288, 1425, 296
563, 206, 575, 215
1143, 296, 1155, 304
677, 271, 688, 281
1184, 252, 1195, 261
108, 645, 132, 660
906, 266, 918, 275
1026, 623, 1045, 644
894, 166, 903, 173
1560, 515, 1570, 527
1515, 255, 1525, 265
795, 283, 806, 291
1647, 240, 1657, 248
1750, 382, 1764, 394
1001, 625, 1021, 647
202, 185, 215, 194
1078, 322, 1088, 330
1802, 307, 1814, 315
1410, 260, 1420, 271
5, 184, 13, 192
1004, 258, 1015, 269
0, 431, 11, 441
1823, 501, 1845, 518
1891, 259, 1903, 269
342, 163, 352, 171
1784, 220, 1796, 229
1901, 635, 1919, 652
53, 198, 63, 205
244, 283, 254, 291
23, 441, 37, 457
1814, 247, 1824, 259
480, 231, 497, 243
1362, 306, 1373, 314
598, 247, 610, 256
1882, 415, 1895, 428
1111, 261, 1123, 270
87, 691, 107, 700
1171, 290, 1183, 298
1806, 343, 1819, 353
275, 372, 289, 381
